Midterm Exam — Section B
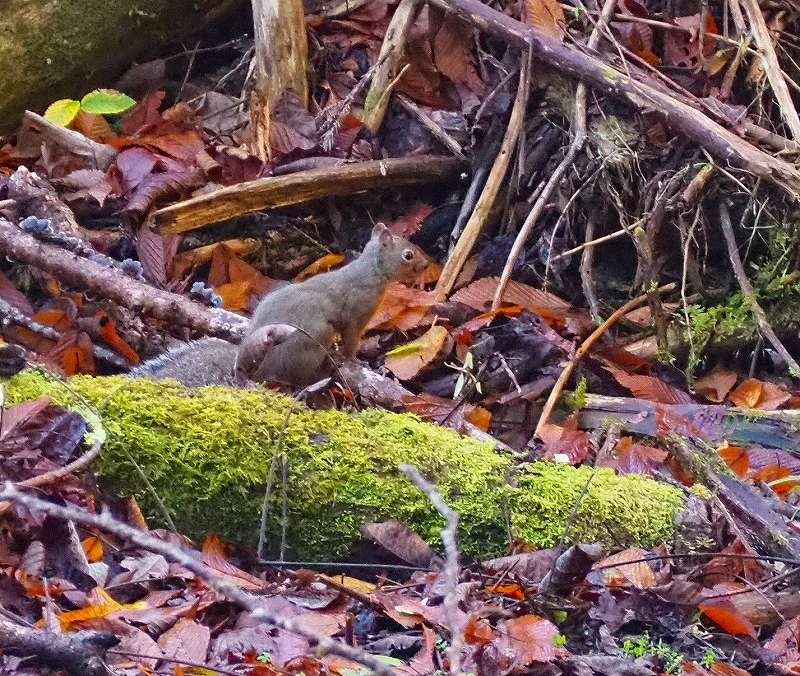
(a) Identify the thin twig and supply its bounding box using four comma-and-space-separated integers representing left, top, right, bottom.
737, 0, 800, 139
0, 485, 399, 676
535, 283, 676, 436
434, 58, 528, 299
493, 0, 617, 309
718, 200, 800, 376
398, 464, 463, 676
395, 94, 465, 157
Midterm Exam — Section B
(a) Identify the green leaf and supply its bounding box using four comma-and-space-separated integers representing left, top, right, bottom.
44, 99, 81, 126
80, 89, 136, 115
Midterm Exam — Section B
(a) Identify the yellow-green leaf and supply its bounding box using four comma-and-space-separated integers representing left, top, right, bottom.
80, 89, 136, 115
44, 99, 81, 126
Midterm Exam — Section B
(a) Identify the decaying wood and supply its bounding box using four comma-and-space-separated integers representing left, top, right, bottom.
582, 393, 800, 560
250, 0, 309, 160
0, 0, 244, 134
579, 394, 800, 450
432, 0, 800, 197
361, 0, 422, 132
7, 167, 93, 241
152, 155, 469, 234
0, 619, 117, 676
0, 219, 247, 340
19, 112, 118, 172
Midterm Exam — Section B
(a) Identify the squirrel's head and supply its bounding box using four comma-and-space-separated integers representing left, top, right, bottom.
372, 222, 428, 282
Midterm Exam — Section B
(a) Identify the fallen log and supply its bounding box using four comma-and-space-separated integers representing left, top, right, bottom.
6, 371, 685, 560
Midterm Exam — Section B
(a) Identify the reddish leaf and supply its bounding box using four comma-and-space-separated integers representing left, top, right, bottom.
71, 111, 115, 142
158, 617, 210, 664
494, 614, 565, 665
138, 131, 205, 163
605, 365, 694, 405
386, 203, 434, 238
615, 436, 668, 474
753, 464, 800, 498
215, 280, 252, 312
58, 331, 96, 375
694, 369, 738, 402
729, 378, 791, 410
293, 254, 346, 282
120, 91, 166, 135
464, 614, 495, 645
201, 534, 265, 591
523, 0, 566, 41
368, 283, 438, 331
717, 443, 749, 478
123, 166, 204, 219
699, 597, 758, 637
538, 417, 592, 464
432, 16, 485, 92
137, 221, 180, 288
595, 548, 656, 589
451, 277, 571, 322
82, 537, 103, 563
114, 147, 158, 194
452, 306, 524, 344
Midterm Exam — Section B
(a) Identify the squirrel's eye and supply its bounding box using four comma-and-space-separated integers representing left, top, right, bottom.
403, 249, 415, 261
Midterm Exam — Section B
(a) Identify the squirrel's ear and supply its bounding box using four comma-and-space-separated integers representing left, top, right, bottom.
373, 222, 393, 245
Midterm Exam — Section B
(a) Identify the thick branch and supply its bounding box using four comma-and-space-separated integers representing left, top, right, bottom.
433, 0, 800, 196
0, 619, 117, 676
152, 155, 469, 234
0, 219, 247, 339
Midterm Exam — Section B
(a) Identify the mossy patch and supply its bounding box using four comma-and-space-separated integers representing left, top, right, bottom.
511, 463, 684, 548
5, 370, 685, 559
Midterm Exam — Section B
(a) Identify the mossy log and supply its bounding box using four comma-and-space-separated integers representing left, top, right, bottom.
0, 0, 242, 133
6, 371, 685, 560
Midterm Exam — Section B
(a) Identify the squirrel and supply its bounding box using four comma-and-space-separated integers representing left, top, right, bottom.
131, 223, 427, 387
240, 222, 428, 385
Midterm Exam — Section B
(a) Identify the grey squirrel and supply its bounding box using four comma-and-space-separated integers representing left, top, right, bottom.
132, 223, 427, 387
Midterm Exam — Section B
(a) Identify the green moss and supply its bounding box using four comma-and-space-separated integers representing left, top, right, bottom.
5, 370, 685, 559
511, 463, 684, 547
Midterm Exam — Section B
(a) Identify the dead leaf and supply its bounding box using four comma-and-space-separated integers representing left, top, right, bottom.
605, 365, 694, 405
293, 253, 346, 282
494, 614, 565, 665
595, 548, 656, 588
368, 283, 438, 331
384, 325, 452, 380
694, 369, 738, 402
451, 277, 571, 321
717, 442, 749, 478
729, 378, 791, 410
700, 595, 758, 638
523, 0, 566, 41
